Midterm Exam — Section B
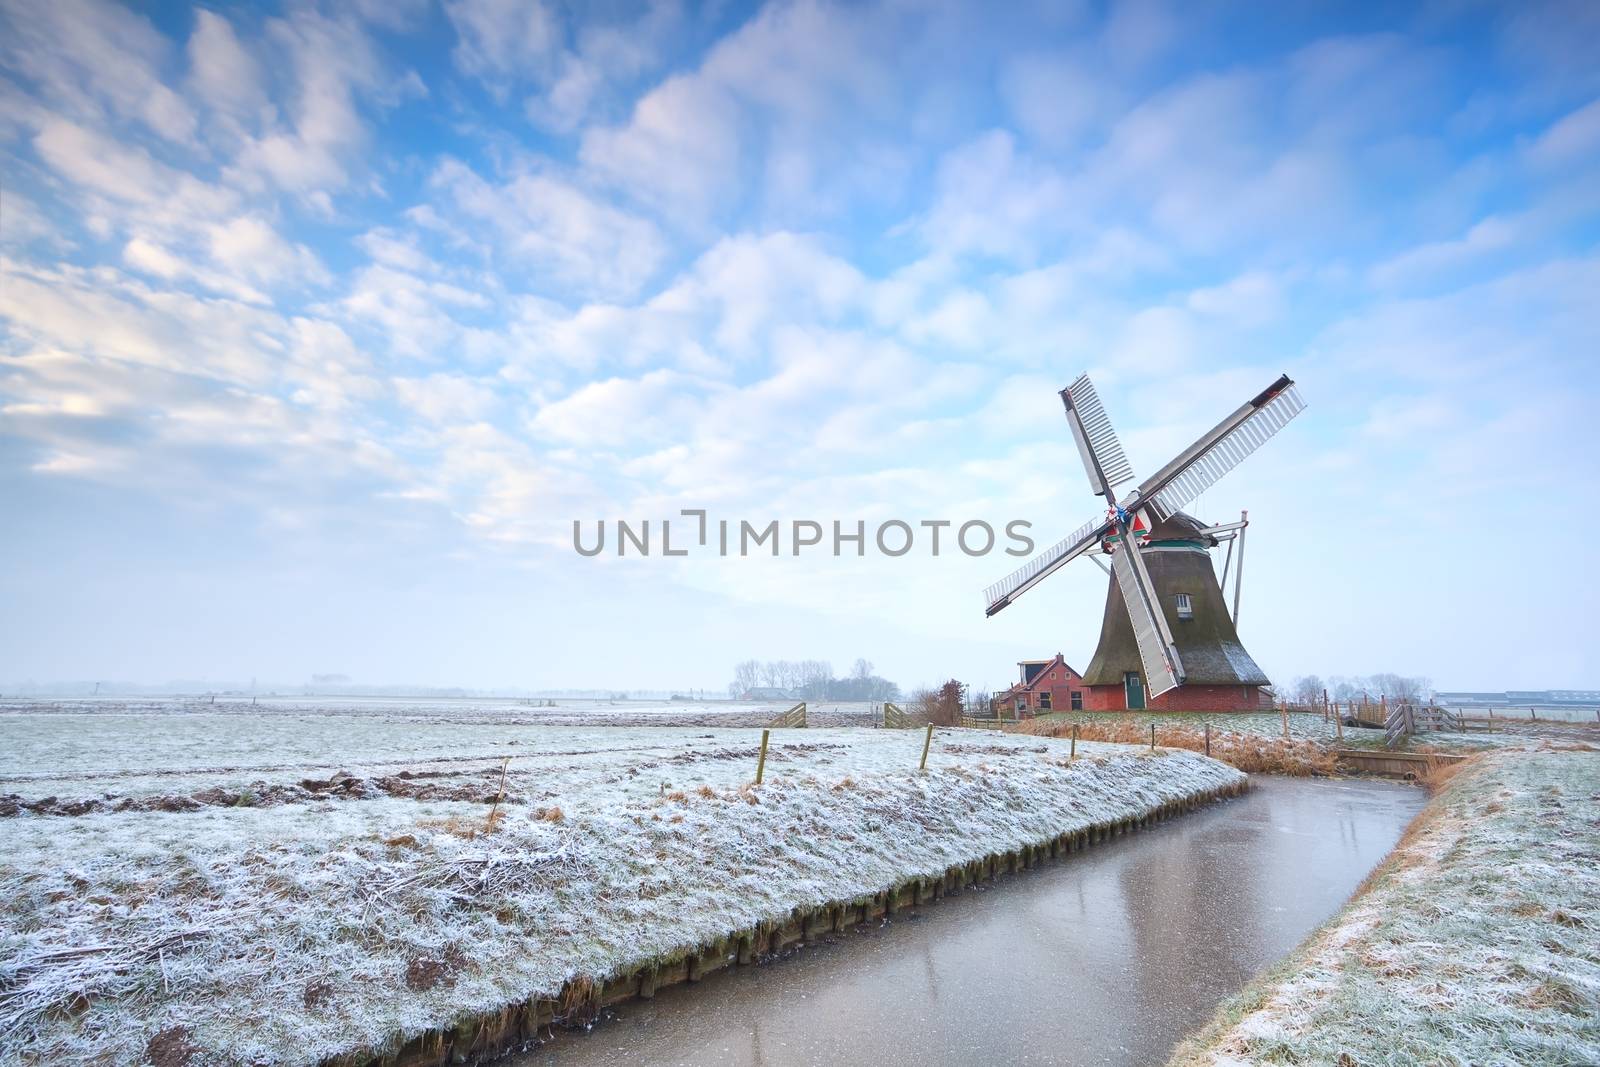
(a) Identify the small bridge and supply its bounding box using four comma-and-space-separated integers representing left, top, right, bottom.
1333, 748, 1467, 779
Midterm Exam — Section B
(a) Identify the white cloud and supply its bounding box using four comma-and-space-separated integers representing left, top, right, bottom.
1186, 272, 1283, 325
998, 51, 1118, 150
1368, 216, 1519, 289
229, 10, 417, 198
0, 0, 197, 143
1526, 96, 1600, 170
919, 130, 1071, 261
432, 159, 666, 300
206, 216, 330, 289
122, 237, 269, 304
394, 374, 499, 423
444, 0, 562, 89
579, 0, 913, 224
186, 10, 270, 121
580, 72, 742, 221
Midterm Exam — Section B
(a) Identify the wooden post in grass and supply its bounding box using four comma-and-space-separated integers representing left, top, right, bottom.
485, 756, 510, 833
1150, 723, 1156, 751
1334, 709, 1343, 741
1071, 724, 1078, 760
755, 729, 770, 785
920, 723, 934, 770
1280, 703, 1289, 740
1205, 724, 1211, 757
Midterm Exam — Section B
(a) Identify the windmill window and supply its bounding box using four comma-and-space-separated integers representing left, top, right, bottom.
1175, 593, 1193, 619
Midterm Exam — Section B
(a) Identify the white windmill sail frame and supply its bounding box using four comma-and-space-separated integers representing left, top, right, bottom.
1062, 374, 1136, 498
1109, 536, 1185, 698
1132, 378, 1305, 522
983, 514, 1109, 616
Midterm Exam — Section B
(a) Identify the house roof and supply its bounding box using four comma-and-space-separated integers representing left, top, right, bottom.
999, 653, 1081, 696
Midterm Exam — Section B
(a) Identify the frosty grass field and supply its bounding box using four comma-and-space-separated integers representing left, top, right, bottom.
1171, 748, 1600, 1066
0, 700, 1243, 1065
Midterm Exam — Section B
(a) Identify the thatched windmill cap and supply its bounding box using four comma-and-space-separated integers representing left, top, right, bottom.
1141, 511, 1216, 547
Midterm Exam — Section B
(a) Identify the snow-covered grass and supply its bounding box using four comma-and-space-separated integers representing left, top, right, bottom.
0, 717, 1243, 1066
0, 703, 872, 804
1168, 747, 1600, 1067
1031, 709, 1600, 758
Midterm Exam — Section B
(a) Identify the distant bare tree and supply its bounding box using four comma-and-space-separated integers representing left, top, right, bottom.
1291, 675, 1324, 705
799, 660, 832, 697
732, 660, 761, 697
852, 658, 873, 680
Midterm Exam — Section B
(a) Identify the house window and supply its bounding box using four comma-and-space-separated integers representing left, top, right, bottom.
1175, 593, 1193, 619
1039, 691, 1052, 710
1070, 691, 1083, 711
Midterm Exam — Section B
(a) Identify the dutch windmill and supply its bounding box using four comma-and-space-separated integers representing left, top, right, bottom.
984, 375, 1306, 708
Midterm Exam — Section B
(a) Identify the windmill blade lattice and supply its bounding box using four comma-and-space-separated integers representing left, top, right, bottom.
1136, 379, 1305, 522
1109, 536, 1185, 698
1063, 374, 1136, 498
983, 515, 1109, 616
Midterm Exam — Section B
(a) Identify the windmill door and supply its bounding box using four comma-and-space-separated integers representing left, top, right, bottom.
1124, 672, 1146, 710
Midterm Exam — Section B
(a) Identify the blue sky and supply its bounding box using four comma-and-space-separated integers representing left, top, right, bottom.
2, 0, 1598, 694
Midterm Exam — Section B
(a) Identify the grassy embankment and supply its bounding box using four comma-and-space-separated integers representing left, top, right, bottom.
1168, 747, 1600, 1066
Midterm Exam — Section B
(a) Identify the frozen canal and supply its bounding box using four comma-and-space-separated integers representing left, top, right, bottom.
519, 776, 1424, 1067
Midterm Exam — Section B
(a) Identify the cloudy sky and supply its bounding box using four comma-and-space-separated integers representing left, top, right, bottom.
2, 0, 1597, 694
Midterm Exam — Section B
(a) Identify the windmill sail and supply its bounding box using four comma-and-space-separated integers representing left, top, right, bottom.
1109, 538, 1185, 698
983, 515, 1109, 616
1063, 375, 1136, 497
1135, 376, 1305, 522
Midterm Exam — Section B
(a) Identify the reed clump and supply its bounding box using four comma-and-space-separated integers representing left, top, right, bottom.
1013, 717, 1338, 776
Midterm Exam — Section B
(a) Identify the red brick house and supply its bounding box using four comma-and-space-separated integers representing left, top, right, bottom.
994, 654, 1086, 715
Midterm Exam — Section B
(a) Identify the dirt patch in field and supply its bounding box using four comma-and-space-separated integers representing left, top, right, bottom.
0, 767, 524, 818
147, 1025, 200, 1067
405, 946, 471, 992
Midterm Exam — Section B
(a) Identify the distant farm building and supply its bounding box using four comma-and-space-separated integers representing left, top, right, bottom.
995, 654, 1086, 715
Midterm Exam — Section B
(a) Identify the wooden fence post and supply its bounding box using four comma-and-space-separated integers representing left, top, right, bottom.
1334, 708, 1343, 741
920, 723, 934, 771
1204, 724, 1211, 757
755, 729, 770, 785
1280, 703, 1289, 740
1149, 723, 1156, 751
1071, 724, 1078, 760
